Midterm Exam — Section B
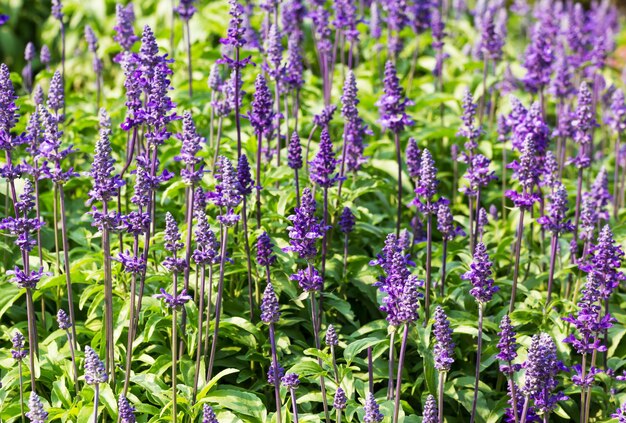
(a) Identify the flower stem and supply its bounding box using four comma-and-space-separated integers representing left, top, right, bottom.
546, 234, 558, 305
290, 387, 299, 423
207, 227, 229, 380
93, 384, 100, 423
507, 375, 519, 423
469, 304, 484, 423
310, 293, 331, 423
255, 132, 263, 229
25, 289, 37, 391
185, 21, 192, 97
387, 329, 395, 400
204, 265, 214, 372
438, 371, 446, 423
193, 265, 206, 403
171, 295, 178, 422
19, 360, 24, 422
440, 240, 447, 297
392, 324, 410, 423
242, 196, 254, 320
123, 237, 139, 396
368, 346, 374, 394
65, 329, 79, 390
394, 132, 402, 236
101, 202, 114, 383
509, 208, 525, 314
331, 345, 339, 383
269, 324, 282, 423
58, 185, 78, 352
424, 205, 432, 326
519, 396, 530, 423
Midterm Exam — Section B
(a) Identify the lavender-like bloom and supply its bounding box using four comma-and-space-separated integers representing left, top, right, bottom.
496, 315, 520, 375
0, 15, 8, 26
176, 112, 205, 185
458, 89, 481, 150
462, 154, 496, 197
284, 32, 304, 90
579, 194, 597, 242
462, 242, 498, 303
422, 395, 437, 423
589, 167, 611, 221
84, 346, 107, 385
522, 22, 555, 93
537, 182, 573, 235
406, 138, 421, 179
284, 188, 324, 260
377, 60, 413, 133
221, 0, 246, 48
433, 306, 454, 372
249, 75, 274, 138
281, 373, 300, 389
267, 363, 285, 385
155, 288, 192, 308
613, 404, 626, 423
26, 392, 48, 423
85, 25, 98, 53
265, 24, 282, 78
437, 201, 464, 241
192, 211, 219, 265
505, 134, 540, 210
57, 309, 71, 330
51, 0, 63, 20
325, 324, 338, 346
288, 131, 302, 170
290, 266, 323, 292
478, 8, 504, 61
164, 212, 183, 252
114, 3, 138, 52
118, 395, 136, 423
342, 71, 370, 172
202, 404, 219, 423
237, 154, 253, 196
11, 331, 28, 361
25, 42, 35, 61
550, 49, 574, 100
176, 0, 197, 20
431, 9, 446, 77
571, 82, 596, 168
256, 232, 277, 267
363, 393, 384, 422
260, 282, 280, 323
0, 63, 19, 142
413, 149, 439, 212
377, 245, 421, 326
47, 70, 64, 117
6, 267, 47, 289
313, 105, 337, 128
211, 156, 243, 209
521, 333, 565, 414
334, 387, 347, 410
608, 89, 626, 134
582, 225, 625, 300
542, 151, 558, 189
339, 207, 355, 234
89, 109, 124, 204
309, 128, 339, 188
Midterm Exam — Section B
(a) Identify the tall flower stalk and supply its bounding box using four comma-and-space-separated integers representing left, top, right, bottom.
261, 283, 282, 423
238, 154, 255, 318
51, 0, 65, 116
57, 309, 78, 389
282, 373, 300, 423
11, 331, 28, 419
463, 242, 498, 423
377, 60, 413, 235
436, 201, 463, 296
176, 0, 197, 97
433, 306, 454, 423
608, 90, 626, 216
338, 207, 355, 277
287, 131, 303, 205
84, 26, 103, 109
496, 315, 521, 423
84, 346, 107, 423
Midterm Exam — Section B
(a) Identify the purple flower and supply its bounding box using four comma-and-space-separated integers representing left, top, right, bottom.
40, 45, 50, 66
363, 392, 384, 422
571, 82, 597, 168
478, 8, 504, 61
311, 4, 332, 54
249, 75, 274, 137
457, 89, 481, 150
176, 0, 197, 20
342, 70, 370, 172
433, 306, 455, 372
521, 333, 566, 414
287, 131, 302, 170
51, 0, 63, 20
284, 32, 304, 90
333, 387, 347, 410
613, 403, 626, 423
6, 267, 48, 289
496, 314, 520, 375
237, 154, 253, 196
281, 372, 300, 389
47, 70, 64, 117
549, 48, 574, 100
89, 109, 124, 204
581, 225, 625, 300
413, 149, 439, 212
0, 15, 9, 26
84, 346, 107, 385
256, 231, 277, 267
26, 392, 47, 423
522, 22, 555, 93
192, 211, 219, 265
0, 64, 19, 142
56, 309, 71, 330
221, 0, 247, 48
114, 3, 138, 52
202, 404, 218, 423
155, 288, 192, 309
216, 209, 240, 227
541, 151, 558, 189
377, 60, 413, 133
608, 89, 626, 134
118, 395, 136, 423
115, 251, 146, 274
290, 266, 323, 292
462, 242, 498, 303
281, 0, 306, 37
284, 188, 324, 260
11, 331, 27, 361
579, 194, 597, 242
176, 112, 205, 184
313, 105, 337, 128
267, 362, 285, 385
265, 25, 283, 78
505, 134, 541, 210
537, 182, 573, 235
589, 167, 611, 221
164, 212, 183, 253
85, 25, 99, 53
437, 201, 464, 241
24, 42, 35, 62
260, 282, 280, 324
422, 395, 437, 423
211, 156, 243, 209
339, 207, 355, 234
461, 153, 496, 197
406, 137, 421, 179
325, 324, 338, 346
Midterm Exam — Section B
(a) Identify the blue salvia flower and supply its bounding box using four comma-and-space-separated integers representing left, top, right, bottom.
284, 188, 324, 260
537, 182, 573, 235
422, 394, 437, 423
88, 108, 124, 205
26, 391, 48, 423
290, 266, 323, 292
11, 331, 28, 361
249, 74, 274, 138
580, 225, 625, 300
57, 309, 71, 330
325, 324, 338, 346
84, 346, 108, 385
114, 3, 138, 53
118, 395, 136, 423
433, 306, 454, 372
281, 372, 300, 389
496, 314, 520, 375
462, 242, 499, 303
202, 404, 219, 423
47, 70, 64, 118
176, 111, 205, 186
176, 0, 197, 20
51, 0, 63, 20
192, 210, 219, 265
260, 282, 280, 324
237, 154, 253, 196
377, 60, 413, 133
309, 127, 339, 188
333, 387, 347, 410
287, 131, 302, 170
256, 232, 277, 267
613, 403, 626, 423
363, 392, 384, 422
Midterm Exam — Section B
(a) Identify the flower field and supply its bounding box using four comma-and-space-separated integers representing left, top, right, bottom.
0, 0, 626, 422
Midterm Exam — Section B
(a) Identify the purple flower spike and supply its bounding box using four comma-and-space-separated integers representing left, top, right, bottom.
613, 404, 626, 423
406, 138, 421, 179
339, 207, 355, 234
478, 8, 504, 61
237, 154, 253, 196
57, 309, 71, 330
413, 149, 439, 212
164, 212, 183, 253
422, 394, 437, 423
176, 0, 197, 20
496, 315, 520, 375
11, 331, 27, 361
40, 45, 50, 66
281, 372, 300, 389
285, 188, 324, 260
505, 134, 540, 210
256, 232, 277, 267
221, 0, 247, 48
249, 74, 273, 138
288, 131, 303, 170
309, 127, 339, 188
114, 3, 138, 53
192, 211, 219, 265
537, 182, 573, 235
47, 70, 64, 117
51, 0, 63, 20
463, 242, 498, 303
325, 324, 338, 346
290, 266, 323, 292
118, 395, 137, 423
155, 288, 192, 309
433, 306, 455, 372
589, 167, 611, 221
202, 404, 219, 423
521, 333, 566, 414
267, 362, 285, 385
285, 32, 303, 90
0, 15, 9, 26
334, 387, 347, 410
377, 60, 414, 133
608, 89, 626, 134
260, 282, 280, 324
522, 22, 555, 93
458, 89, 481, 150
437, 201, 464, 241
26, 391, 48, 423
363, 392, 384, 422
581, 225, 625, 300
84, 346, 108, 385
211, 156, 243, 209
89, 109, 124, 204
313, 105, 337, 128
